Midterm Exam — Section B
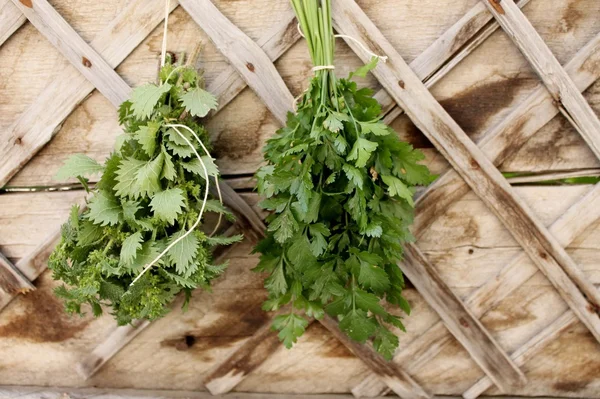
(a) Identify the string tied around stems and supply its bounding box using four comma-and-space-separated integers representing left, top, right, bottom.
293, 22, 388, 110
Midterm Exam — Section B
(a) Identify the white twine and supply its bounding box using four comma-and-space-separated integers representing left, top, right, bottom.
160, 0, 170, 69
129, 124, 214, 287
292, 22, 388, 110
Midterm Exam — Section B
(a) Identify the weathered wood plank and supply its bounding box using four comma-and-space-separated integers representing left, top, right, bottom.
353, 183, 600, 398
331, 0, 600, 353
462, 311, 578, 399
9, 0, 131, 107
0, 0, 25, 47
179, 0, 294, 125
414, 31, 600, 235
402, 244, 527, 391
376, 0, 531, 122
319, 315, 431, 399
0, 251, 34, 296
204, 308, 303, 396
482, 0, 600, 160
207, 9, 299, 116
0, 0, 178, 188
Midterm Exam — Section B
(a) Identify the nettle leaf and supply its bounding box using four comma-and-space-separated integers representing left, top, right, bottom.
77, 221, 103, 246
134, 122, 161, 157
347, 137, 378, 168
87, 191, 121, 226
168, 230, 199, 276
130, 83, 171, 119
55, 154, 103, 180
273, 313, 309, 349
382, 175, 415, 206
150, 188, 186, 224
180, 87, 218, 117
114, 158, 145, 198
120, 232, 143, 265
182, 157, 219, 179
137, 152, 164, 198
161, 146, 177, 181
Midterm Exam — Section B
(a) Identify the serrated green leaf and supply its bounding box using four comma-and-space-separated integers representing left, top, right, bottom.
342, 163, 364, 189
382, 175, 415, 206
272, 313, 309, 349
160, 146, 177, 181
130, 83, 171, 119
373, 326, 399, 360
55, 154, 103, 180
268, 208, 299, 244
167, 230, 199, 277
347, 138, 378, 168
265, 258, 287, 296
114, 158, 145, 198
182, 156, 219, 179
360, 121, 390, 136
180, 87, 218, 117
339, 309, 377, 343
150, 188, 185, 224
134, 122, 161, 156
120, 232, 143, 265
136, 153, 164, 198
77, 221, 103, 246
87, 191, 121, 226
130, 240, 160, 273
323, 112, 348, 133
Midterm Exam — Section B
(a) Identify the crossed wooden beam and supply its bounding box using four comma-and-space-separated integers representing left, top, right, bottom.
1, 0, 600, 398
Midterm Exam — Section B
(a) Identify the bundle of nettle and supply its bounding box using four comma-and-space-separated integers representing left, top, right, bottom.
49, 55, 241, 325
254, 0, 435, 359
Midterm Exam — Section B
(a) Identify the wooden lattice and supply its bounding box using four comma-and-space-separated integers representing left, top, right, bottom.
1, 0, 600, 397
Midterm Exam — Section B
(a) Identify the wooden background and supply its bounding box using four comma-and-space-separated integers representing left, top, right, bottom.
1, 0, 600, 397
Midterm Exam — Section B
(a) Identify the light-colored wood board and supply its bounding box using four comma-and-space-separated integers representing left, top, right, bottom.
0, 251, 34, 295
0, 0, 25, 47
482, 0, 600, 160
9, 0, 131, 106
414, 30, 600, 235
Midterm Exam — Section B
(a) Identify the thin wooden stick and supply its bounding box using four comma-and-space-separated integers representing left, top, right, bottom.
0, 0, 25, 47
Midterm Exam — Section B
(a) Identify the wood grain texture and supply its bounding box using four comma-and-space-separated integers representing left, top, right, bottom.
331, 0, 600, 349
402, 244, 526, 392
0, 251, 33, 295
0, 0, 178, 188
9, 0, 131, 106
204, 308, 303, 395
319, 315, 431, 399
179, 0, 294, 125
482, 0, 600, 160
0, 0, 25, 47
353, 181, 600, 398
414, 31, 600, 235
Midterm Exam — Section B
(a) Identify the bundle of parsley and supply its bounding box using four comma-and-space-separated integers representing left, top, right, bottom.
49, 57, 241, 325
254, 0, 435, 359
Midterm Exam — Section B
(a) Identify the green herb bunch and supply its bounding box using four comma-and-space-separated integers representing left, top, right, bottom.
254, 0, 435, 359
49, 58, 241, 325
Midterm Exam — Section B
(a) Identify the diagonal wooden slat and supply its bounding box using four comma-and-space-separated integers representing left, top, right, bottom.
0, 0, 25, 47
482, 0, 600, 160
331, 0, 600, 355
401, 244, 527, 390
177, 2, 432, 396
462, 311, 578, 399
0, 251, 34, 296
353, 31, 600, 397
0, 0, 179, 189
180, 0, 293, 125
9, 0, 131, 107
373, 0, 530, 120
